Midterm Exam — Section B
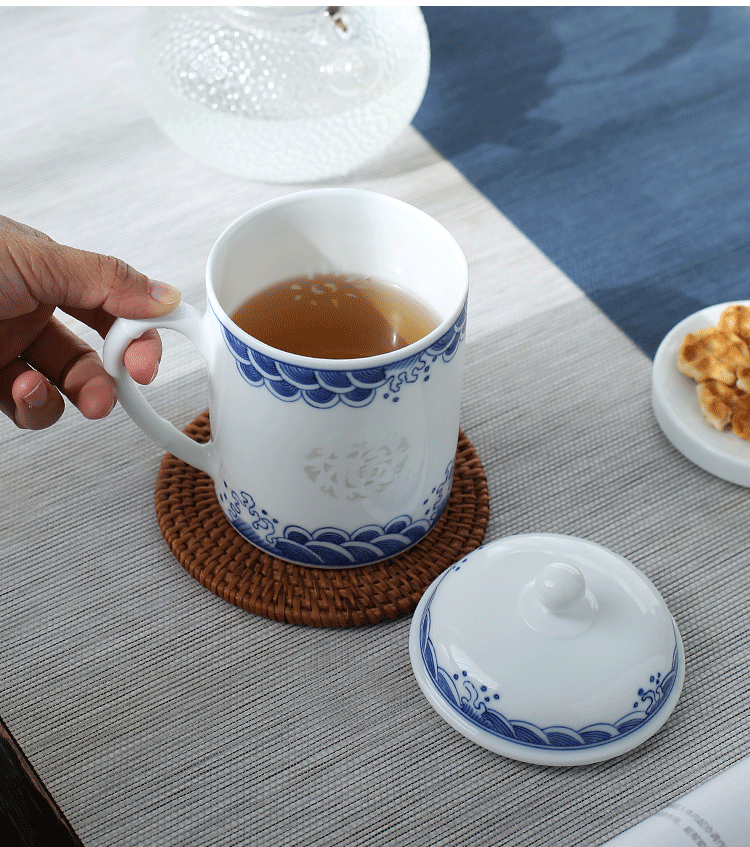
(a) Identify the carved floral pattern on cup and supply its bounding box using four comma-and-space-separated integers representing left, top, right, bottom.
418, 564, 681, 751
218, 300, 467, 408
304, 435, 410, 500
218, 459, 454, 566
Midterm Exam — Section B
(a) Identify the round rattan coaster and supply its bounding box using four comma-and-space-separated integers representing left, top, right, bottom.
155, 410, 489, 628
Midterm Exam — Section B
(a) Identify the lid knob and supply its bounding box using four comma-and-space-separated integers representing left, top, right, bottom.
534, 562, 586, 613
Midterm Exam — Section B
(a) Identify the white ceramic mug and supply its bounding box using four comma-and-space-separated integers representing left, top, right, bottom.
103, 189, 468, 567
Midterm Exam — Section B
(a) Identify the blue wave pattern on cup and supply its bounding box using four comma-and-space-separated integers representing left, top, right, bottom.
419, 563, 681, 750
219, 300, 467, 408
219, 459, 454, 566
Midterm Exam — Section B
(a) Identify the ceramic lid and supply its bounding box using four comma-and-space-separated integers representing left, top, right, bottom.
652, 300, 750, 487
409, 534, 684, 766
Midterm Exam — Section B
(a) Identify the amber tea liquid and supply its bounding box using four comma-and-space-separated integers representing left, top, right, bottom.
230, 272, 441, 359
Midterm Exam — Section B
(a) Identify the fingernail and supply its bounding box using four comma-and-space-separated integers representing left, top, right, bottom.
23, 381, 48, 409
149, 280, 181, 306
147, 362, 159, 384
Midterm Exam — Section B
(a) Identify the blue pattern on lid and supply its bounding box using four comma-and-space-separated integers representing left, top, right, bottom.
418, 564, 681, 752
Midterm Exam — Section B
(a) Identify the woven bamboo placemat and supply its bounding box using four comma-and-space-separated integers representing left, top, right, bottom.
154, 411, 489, 627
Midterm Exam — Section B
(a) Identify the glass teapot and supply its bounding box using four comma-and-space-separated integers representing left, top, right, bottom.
136, 6, 431, 183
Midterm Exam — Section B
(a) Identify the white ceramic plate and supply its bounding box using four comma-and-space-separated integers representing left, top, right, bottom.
651, 301, 750, 487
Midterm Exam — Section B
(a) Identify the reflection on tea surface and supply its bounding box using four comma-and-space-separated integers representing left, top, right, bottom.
230, 272, 440, 358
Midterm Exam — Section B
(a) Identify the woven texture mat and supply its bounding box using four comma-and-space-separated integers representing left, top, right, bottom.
155, 411, 489, 627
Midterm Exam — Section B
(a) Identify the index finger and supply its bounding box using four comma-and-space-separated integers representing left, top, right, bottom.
2, 226, 181, 321
45, 245, 182, 318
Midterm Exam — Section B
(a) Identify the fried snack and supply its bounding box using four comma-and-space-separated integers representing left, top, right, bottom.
718, 304, 750, 344
678, 327, 749, 385
695, 380, 740, 430
736, 363, 750, 394
731, 393, 750, 441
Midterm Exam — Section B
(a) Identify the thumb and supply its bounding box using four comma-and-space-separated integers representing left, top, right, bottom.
3, 228, 181, 320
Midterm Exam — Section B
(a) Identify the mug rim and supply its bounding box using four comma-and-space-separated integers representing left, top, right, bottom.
205, 188, 468, 370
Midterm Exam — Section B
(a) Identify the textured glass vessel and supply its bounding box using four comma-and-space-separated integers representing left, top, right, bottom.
136, 6, 430, 183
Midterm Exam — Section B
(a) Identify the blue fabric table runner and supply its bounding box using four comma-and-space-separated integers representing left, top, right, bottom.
414, 6, 750, 358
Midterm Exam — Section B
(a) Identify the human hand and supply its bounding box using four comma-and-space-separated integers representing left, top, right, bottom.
0, 215, 181, 429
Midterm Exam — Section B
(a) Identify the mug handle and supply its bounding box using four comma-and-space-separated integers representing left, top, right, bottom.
102, 303, 218, 479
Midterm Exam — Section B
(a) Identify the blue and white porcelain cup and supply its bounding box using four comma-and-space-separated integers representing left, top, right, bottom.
103, 189, 468, 567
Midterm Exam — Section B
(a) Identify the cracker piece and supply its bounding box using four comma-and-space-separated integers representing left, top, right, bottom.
678, 328, 749, 385
696, 380, 740, 431
731, 392, 750, 441
736, 363, 750, 394
718, 304, 750, 344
